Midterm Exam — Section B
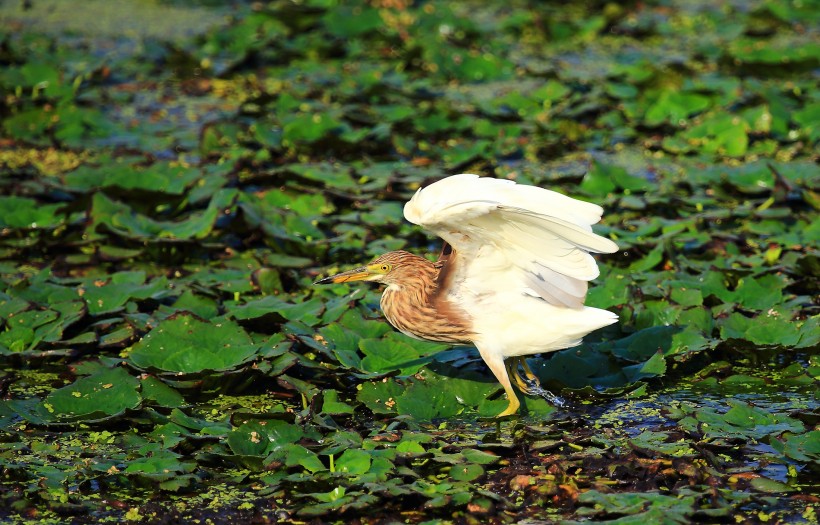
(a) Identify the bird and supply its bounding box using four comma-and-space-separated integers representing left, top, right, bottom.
315, 174, 619, 417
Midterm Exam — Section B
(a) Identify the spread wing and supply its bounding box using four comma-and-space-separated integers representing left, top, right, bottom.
404, 174, 618, 309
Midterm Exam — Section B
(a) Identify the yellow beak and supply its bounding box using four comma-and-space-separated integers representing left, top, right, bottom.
314, 266, 372, 285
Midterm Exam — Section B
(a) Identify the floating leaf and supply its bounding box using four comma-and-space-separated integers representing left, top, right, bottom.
321, 389, 355, 415
80, 273, 169, 316
673, 400, 804, 440
128, 314, 259, 374
140, 376, 184, 408
780, 431, 820, 465
227, 419, 303, 457
0, 196, 63, 229
34, 367, 141, 423
228, 296, 324, 326
335, 449, 371, 475
644, 90, 711, 126
89, 189, 237, 240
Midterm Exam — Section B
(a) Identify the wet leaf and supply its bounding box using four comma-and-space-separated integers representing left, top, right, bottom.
335, 449, 371, 475
673, 400, 804, 440
39, 367, 141, 423
645, 90, 711, 126
780, 431, 820, 465
124, 448, 196, 486
321, 389, 355, 415
0, 196, 63, 229
228, 296, 324, 326
140, 376, 184, 408
128, 314, 259, 374
227, 419, 303, 457
80, 273, 169, 316
0, 0, 817, 521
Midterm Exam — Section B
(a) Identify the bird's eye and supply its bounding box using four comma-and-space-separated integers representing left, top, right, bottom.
380, 264, 391, 272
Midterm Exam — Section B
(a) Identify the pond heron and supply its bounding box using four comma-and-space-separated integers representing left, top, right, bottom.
316, 174, 619, 417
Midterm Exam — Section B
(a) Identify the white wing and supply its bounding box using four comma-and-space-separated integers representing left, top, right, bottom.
404, 174, 618, 309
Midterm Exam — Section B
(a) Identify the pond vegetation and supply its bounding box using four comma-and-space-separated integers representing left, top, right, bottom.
0, 0, 817, 522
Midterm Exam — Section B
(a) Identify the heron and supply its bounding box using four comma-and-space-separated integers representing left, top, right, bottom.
315, 174, 619, 417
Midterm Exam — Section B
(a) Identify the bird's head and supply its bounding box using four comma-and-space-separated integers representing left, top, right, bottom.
314, 251, 431, 288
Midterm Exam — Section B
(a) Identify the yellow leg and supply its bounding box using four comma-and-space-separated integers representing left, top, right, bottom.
508, 356, 543, 396
496, 385, 521, 417
506, 358, 530, 392
518, 357, 538, 382
508, 356, 566, 408
478, 348, 521, 417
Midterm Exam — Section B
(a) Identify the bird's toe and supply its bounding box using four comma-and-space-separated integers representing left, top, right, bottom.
496, 397, 521, 417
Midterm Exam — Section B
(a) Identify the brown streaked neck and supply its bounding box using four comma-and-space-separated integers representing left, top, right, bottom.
379, 251, 474, 345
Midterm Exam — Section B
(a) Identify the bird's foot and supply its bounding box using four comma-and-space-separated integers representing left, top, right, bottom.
506, 357, 566, 407
518, 376, 543, 396
533, 387, 566, 408
495, 395, 521, 418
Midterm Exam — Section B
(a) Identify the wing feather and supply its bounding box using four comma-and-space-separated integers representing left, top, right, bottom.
405, 174, 618, 309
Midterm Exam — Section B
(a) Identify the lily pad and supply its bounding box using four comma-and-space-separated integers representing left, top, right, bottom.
226, 419, 303, 457
0, 0, 818, 522
0, 196, 64, 229
128, 314, 259, 374
80, 273, 169, 316
779, 431, 820, 466
672, 400, 805, 440
19, 367, 142, 424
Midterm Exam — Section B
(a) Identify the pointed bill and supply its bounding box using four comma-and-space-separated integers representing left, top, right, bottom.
314, 266, 371, 285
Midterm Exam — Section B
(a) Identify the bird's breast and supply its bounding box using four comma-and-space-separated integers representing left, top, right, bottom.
380, 287, 474, 345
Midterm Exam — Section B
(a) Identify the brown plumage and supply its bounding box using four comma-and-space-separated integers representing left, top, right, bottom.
372, 250, 474, 345
316, 249, 474, 345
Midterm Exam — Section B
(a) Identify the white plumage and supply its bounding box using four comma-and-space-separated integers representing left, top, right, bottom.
405, 174, 619, 415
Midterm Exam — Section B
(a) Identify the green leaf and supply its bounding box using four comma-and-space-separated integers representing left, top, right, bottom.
359, 336, 426, 374
89, 190, 236, 241
227, 420, 303, 457
645, 90, 711, 126
335, 449, 371, 475
394, 379, 460, 420
720, 312, 801, 347
282, 112, 347, 144
781, 431, 820, 464
729, 38, 820, 65
124, 449, 196, 485
683, 114, 748, 157
128, 314, 259, 374
64, 162, 201, 195
750, 477, 797, 493
0, 308, 58, 352
628, 244, 664, 272
321, 390, 355, 415
81, 274, 168, 316
579, 161, 617, 197
395, 440, 426, 454
228, 296, 324, 326
670, 326, 711, 356
673, 400, 804, 440
323, 6, 383, 37
450, 463, 484, 481
357, 380, 403, 414
41, 367, 141, 423
637, 351, 667, 376
277, 443, 326, 473
0, 196, 63, 229
171, 290, 219, 319
140, 376, 184, 408
461, 448, 499, 465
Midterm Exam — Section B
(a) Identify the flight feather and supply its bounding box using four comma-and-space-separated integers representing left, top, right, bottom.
404, 174, 618, 308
